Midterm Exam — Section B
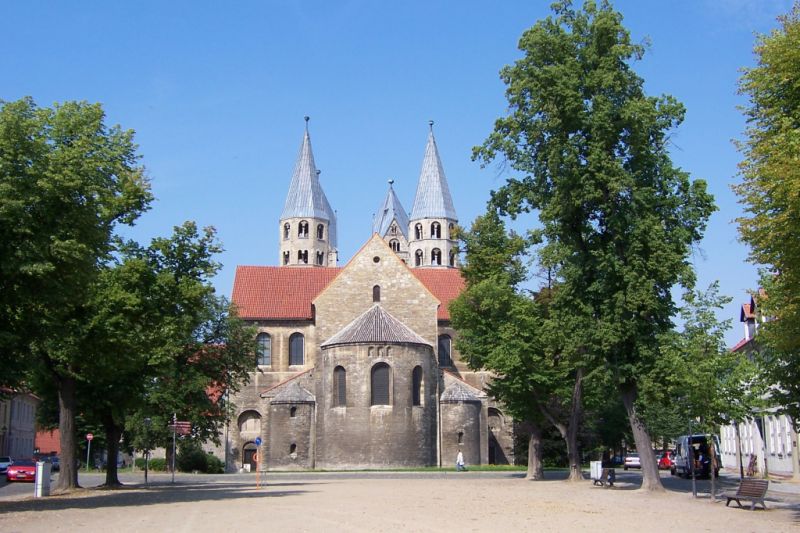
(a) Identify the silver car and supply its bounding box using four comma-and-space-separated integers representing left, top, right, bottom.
0, 456, 12, 474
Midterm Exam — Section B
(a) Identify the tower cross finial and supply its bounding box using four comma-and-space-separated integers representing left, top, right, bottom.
428, 119, 434, 131
388, 178, 394, 187
304, 115, 310, 131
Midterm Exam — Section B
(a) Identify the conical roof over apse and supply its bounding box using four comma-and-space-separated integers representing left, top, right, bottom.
409, 125, 457, 222
372, 180, 409, 239
321, 304, 431, 348
281, 119, 338, 247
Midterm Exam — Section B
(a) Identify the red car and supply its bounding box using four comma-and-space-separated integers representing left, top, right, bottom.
6, 459, 36, 482
658, 451, 675, 471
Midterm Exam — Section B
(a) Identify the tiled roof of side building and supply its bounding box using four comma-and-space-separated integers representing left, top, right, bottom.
231, 265, 464, 321
232, 266, 342, 319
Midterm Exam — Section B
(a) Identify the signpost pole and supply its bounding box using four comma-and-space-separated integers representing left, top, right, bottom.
255, 436, 263, 489
85, 433, 94, 473
171, 413, 177, 484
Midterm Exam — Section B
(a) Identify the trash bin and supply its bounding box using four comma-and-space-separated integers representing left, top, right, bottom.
590, 461, 603, 482
35, 461, 52, 498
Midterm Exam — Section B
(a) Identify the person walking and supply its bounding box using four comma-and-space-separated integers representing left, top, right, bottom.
456, 450, 465, 471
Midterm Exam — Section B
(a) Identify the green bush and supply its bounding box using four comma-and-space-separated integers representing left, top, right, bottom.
177, 444, 208, 473
148, 458, 168, 471
205, 454, 224, 474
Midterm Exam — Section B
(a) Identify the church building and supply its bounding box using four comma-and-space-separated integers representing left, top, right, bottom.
225, 119, 515, 471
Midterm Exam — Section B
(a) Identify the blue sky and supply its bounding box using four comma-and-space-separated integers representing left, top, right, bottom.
2, 0, 793, 347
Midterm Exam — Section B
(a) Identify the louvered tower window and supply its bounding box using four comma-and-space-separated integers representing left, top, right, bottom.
333, 366, 346, 407
371, 362, 391, 405
412, 366, 423, 406
289, 333, 304, 366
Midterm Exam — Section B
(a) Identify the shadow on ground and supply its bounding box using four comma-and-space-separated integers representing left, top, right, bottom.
0, 481, 321, 514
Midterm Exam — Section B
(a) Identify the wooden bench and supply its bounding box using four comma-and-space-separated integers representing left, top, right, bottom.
724, 478, 769, 510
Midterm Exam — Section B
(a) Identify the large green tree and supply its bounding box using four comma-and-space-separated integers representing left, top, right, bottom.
0, 98, 151, 490
475, 1, 715, 490
734, 2, 800, 423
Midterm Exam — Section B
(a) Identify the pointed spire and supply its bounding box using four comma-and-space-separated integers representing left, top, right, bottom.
281, 118, 337, 245
372, 179, 409, 238
410, 124, 457, 221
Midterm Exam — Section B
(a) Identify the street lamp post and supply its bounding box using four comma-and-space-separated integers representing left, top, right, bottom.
143, 418, 151, 487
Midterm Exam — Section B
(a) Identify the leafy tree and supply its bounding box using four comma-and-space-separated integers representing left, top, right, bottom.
474, 1, 715, 490
734, 3, 800, 423
0, 98, 151, 491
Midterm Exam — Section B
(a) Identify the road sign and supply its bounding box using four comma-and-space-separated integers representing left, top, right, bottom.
255, 437, 262, 446
86, 433, 94, 441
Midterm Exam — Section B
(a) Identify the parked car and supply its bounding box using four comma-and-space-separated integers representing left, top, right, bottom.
623, 452, 641, 470
658, 450, 675, 470
673, 434, 721, 478
0, 456, 12, 474
6, 459, 36, 482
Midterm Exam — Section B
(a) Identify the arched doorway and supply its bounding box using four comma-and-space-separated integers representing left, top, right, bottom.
242, 442, 257, 471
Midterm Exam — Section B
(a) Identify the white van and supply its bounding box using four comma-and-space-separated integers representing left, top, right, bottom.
673, 434, 720, 478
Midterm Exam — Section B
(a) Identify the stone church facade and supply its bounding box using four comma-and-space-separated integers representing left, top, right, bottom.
224, 120, 515, 471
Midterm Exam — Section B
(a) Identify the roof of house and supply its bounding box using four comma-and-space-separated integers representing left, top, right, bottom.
321, 304, 431, 348
440, 372, 486, 403
730, 337, 753, 352
410, 128, 457, 221
232, 265, 464, 321
271, 380, 315, 404
740, 302, 755, 321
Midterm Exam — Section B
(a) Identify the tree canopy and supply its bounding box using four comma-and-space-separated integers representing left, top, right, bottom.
734, 2, 800, 422
474, 0, 715, 490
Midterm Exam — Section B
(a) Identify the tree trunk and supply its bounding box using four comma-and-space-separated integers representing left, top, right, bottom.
565, 368, 584, 482
620, 382, 664, 491
525, 421, 545, 480
103, 419, 123, 487
54, 375, 80, 492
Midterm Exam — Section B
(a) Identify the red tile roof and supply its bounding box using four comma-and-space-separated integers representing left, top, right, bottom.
730, 337, 753, 353
740, 303, 755, 321
231, 266, 464, 321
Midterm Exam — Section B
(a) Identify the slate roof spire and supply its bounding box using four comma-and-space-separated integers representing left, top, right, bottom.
281, 117, 337, 246
410, 121, 457, 221
372, 179, 409, 239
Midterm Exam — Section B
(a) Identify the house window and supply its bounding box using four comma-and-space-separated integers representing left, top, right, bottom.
316, 251, 324, 265
415, 223, 423, 240
333, 366, 346, 407
431, 221, 441, 238
438, 335, 452, 366
415, 249, 423, 266
317, 224, 324, 240
299, 220, 309, 238
283, 223, 290, 239
412, 366, 423, 406
256, 333, 271, 366
298, 250, 308, 264
283, 251, 290, 265
389, 239, 400, 252
289, 333, 304, 366
431, 248, 442, 266
371, 362, 391, 405
373, 285, 381, 303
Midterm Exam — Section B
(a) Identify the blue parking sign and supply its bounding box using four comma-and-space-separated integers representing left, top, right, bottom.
255, 437, 262, 446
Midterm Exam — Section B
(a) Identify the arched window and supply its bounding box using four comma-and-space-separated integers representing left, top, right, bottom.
299, 220, 309, 238
412, 366, 423, 406
431, 248, 442, 266
438, 334, 452, 367
298, 250, 308, 264
389, 239, 400, 252
415, 223, 423, 240
373, 285, 380, 303
283, 223, 290, 239
290, 406, 297, 418
238, 410, 261, 433
415, 249, 423, 267
449, 250, 456, 267
256, 333, 271, 366
389, 224, 397, 235
289, 333, 304, 366
371, 362, 391, 405
283, 251, 290, 265
448, 223, 455, 238
317, 224, 324, 240
431, 221, 441, 238
333, 366, 346, 407
316, 251, 324, 265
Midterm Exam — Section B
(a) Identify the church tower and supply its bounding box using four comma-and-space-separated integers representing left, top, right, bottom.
373, 179, 410, 263
279, 117, 338, 267
408, 122, 458, 268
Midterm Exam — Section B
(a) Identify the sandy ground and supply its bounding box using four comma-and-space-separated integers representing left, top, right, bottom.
0, 475, 798, 532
